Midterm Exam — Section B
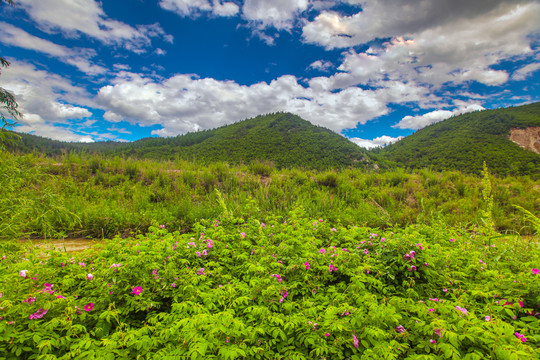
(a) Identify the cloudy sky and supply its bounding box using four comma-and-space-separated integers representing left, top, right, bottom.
0, 0, 539, 148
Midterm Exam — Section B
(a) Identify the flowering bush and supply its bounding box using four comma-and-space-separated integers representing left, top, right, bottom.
0, 210, 538, 359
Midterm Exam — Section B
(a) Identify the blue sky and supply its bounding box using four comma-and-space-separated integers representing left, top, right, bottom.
0, 0, 539, 148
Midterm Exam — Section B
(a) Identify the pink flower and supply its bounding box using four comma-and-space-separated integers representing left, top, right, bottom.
280, 290, 288, 303
331, 228, 337, 232
78, 262, 86, 267
56, 295, 65, 299
449, 238, 455, 242
324, 333, 330, 337
434, 328, 443, 337
304, 261, 310, 270
86, 273, 93, 280
240, 232, 246, 239
443, 288, 448, 293
19, 270, 28, 278
416, 243, 423, 250
395, 325, 405, 333
532, 268, 539, 275
23, 297, 36, 304
271, 274, 282, 282
353, 334, 359, 349
132, 286, 143, 295
430, 339, 437, 344
196, 251, 201, 257
319, 248, 326, 254
329, 264, 338, 273
171, 283, 176, 288
485, 316, 491, 321
429, 298, 439, 302
197, 268, 206, 276
29, 308, 48, 320
424, 262, 429, 267
428, 308, 435, 312
515, 332, 527, 342
84, 303, 94, 311
202, 249, 207, 256
363, 249, 369, 255
409, 265, 417, 271
456, 306, 468, 316
207, 240, 213, 249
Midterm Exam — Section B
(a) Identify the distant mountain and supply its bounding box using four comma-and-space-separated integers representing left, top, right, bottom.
377, 102, 540, 177
5, 113, 374, 170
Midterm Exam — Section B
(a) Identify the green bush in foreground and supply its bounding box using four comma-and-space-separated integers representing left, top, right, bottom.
0, 208, 539, 359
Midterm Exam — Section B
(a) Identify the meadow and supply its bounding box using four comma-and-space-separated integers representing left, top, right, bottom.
0, 150, 539, 359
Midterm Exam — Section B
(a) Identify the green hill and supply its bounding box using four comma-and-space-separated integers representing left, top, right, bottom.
5, 113, 373, 170
377, 102, 540, 177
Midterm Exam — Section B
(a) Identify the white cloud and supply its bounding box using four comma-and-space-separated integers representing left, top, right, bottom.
96, 71, 407, 136
17, 0, 171, 52
301, 1, 540, 91
159, 0, 239, 17
2, 61, 97, 142
393, 103, 485, 130
512, 62, 540, 81
307, 60, 333, 72
0, 23, 107, 75
242, 0, 308, 29
349, 135, 404, 149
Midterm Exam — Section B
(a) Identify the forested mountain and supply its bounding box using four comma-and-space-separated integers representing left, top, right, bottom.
6, 113, 374, 170
376, 102, 540, 177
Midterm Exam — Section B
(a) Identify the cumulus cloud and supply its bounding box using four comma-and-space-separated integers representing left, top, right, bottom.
95, 69, 445, 137
2, 61, 97, 142
17, 0, 172, 52
307, 60, 334, 72
349, 135, 404, 149
242, 0, 308, 29
393, 103, 485, 130
0, 23, 106, 75
159, 0, 239, 17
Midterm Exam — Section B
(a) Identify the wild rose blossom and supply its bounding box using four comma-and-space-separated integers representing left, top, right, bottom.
19, 270, 28, 278
87, 274, 93, 280
515, 332, 527, 342
29, 308, 48, 320
430, 339, 437, 344
84, 303, 94, 311
329, 264, 338, 273
304, 261, 310, 270
353, 334, 359, 349
240, 232, 246, 239
319, 248, 326, 254
364, 249, 369, 255
532, 268, 539, 275
271, 274, 283, 282
132, 286, 143, 295
197, 268, 206, 276
395, 325, 405, 333
456, 306, 468, 316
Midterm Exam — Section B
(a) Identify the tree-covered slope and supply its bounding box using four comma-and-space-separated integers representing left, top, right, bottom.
5, 113, 373, 170
378, 102, 540, 177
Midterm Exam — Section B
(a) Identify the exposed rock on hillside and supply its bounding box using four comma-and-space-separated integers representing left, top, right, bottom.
509, 127, 540, 154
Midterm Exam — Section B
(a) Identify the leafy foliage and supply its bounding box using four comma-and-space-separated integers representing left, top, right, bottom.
377, 102, 540, 178
0, 209, 538, 359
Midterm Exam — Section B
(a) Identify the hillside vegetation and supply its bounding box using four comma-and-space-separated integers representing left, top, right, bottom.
7, 113, 373, 171
377, 103, 540, 178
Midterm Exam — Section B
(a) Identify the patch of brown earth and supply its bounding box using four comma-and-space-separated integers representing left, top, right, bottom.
509, 127, 540, 154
